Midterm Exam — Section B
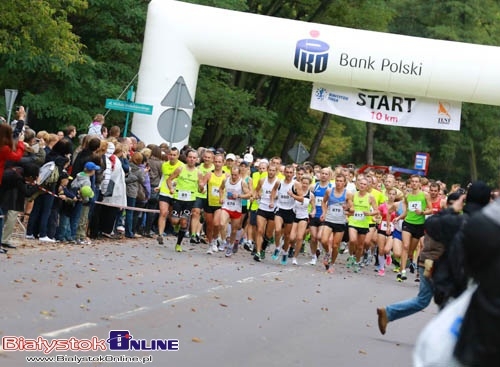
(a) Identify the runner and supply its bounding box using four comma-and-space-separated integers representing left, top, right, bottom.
393, 175, 432, 281
271, 165, 303, 265
375, 188, 398, 276
203, 153, 226, 254
156, 147, 183, 245
347, 177, 379, 273
320, 173, 352, 273
190, 148, 214, 244
289, 175, 315, 265
308, 167, 332, 265
166, 150, 202, 252
218, 166, 252, 257
253, 164, 280, 262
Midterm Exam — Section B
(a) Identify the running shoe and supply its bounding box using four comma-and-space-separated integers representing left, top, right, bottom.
225, 246, 232, 257
315, 248, 321, 258
409, 262, 416, 274
288, 247, 294, 258
353, 262, 361, 273
206, 246, 213, 255
218, 240, 226, 252
292, 257, 298, 265
280, 254, 288, 265
260, 250, 266, 260
308, 256, 317, 266
386, 254, 392, 266
232, 243, 238, 254
415, 272, 420, 282
271, 248, 280, 260
377, 268, 385, 276
346, 255, 355, 268
393, 266, 400, 273
339, 241, 347, 254
243, 240, 253, 252
25, 234, 35, 240
396, 272, 403, 282
175, 244, 183, 252
253, 253, 261, 262
157, 235, 164, 245
401, 270, 407, 280
190, 235, 200, 244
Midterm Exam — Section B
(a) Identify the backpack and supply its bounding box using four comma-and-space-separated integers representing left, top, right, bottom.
38, 161, 60, 188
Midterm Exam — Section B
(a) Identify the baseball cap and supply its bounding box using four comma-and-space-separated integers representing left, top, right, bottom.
84, 161, 101, 171
225, 153, 236, 161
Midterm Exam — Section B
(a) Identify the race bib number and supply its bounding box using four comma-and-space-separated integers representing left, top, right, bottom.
354, 211, 365, 220
226, 199, 236, 207
178, 190, 192, 201
408, 201, 422, 212
315, 196, 323, 206
329, 206, 343, 215
211, 187, 219, 196
380, 221, 394, 232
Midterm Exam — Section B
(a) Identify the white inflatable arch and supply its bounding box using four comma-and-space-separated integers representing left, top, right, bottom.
132, 0, 500, 147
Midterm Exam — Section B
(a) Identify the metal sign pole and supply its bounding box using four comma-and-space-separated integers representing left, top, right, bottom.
5, 89, 18, 124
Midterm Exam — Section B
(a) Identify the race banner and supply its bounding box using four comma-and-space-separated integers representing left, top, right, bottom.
310, 84, 461, 130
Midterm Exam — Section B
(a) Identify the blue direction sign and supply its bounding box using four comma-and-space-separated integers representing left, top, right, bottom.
105, 99, 153, 115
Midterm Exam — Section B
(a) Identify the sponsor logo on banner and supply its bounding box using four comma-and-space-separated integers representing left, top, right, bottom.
310, 84, 461, 131
294, 31, 329, 74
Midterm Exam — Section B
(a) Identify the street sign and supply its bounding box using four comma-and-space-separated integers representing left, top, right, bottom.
4, 89, 18, 124
105, 99, 153, 115
288, 142, 310, 164
161, 76, 194, 109
157, 108, 192, 144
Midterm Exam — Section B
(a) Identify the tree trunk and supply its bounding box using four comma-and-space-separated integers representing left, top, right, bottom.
309, 113, 331, 163
281, 129, 298, 163
469, 139, 478, 182
365, 122, 375, 165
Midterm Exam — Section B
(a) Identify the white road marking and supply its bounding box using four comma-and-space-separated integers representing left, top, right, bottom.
236, 277, 255, 283
41, 322, 98, 338
109, 306, 150, 320
162, 294, 196, 304
207, 285, 233, 292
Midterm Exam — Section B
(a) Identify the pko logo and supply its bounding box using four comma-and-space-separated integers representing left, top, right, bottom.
107, 330, 179, 351
294, 31, 329, 74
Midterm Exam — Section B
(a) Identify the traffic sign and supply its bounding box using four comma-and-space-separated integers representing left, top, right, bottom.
288, 142, 310, 164
161, 76, 194, 109
4, 89, 18, 123
157, 108, 192, 144
105, 99, 153, 115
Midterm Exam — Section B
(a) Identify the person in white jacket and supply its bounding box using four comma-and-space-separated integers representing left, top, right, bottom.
87, 114, 105, 138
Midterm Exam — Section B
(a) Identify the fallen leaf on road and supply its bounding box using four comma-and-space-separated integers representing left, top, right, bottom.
219, 303, 228, 307
191, 308, 196, 312
359, 350, 367, 355
247, 297, 253, 301
75, 284, 83, 288
192, 337, 202, 343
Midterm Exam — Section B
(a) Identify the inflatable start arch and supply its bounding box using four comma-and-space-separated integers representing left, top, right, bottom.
132, 0, 500, 147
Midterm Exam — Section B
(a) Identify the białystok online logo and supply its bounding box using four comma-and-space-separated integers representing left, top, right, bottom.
2, 330, 179, 354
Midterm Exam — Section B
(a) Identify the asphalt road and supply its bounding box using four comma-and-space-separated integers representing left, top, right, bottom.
0, 235, 435, 367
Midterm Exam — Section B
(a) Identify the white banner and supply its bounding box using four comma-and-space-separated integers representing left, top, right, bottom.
310, 84, 461, 130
